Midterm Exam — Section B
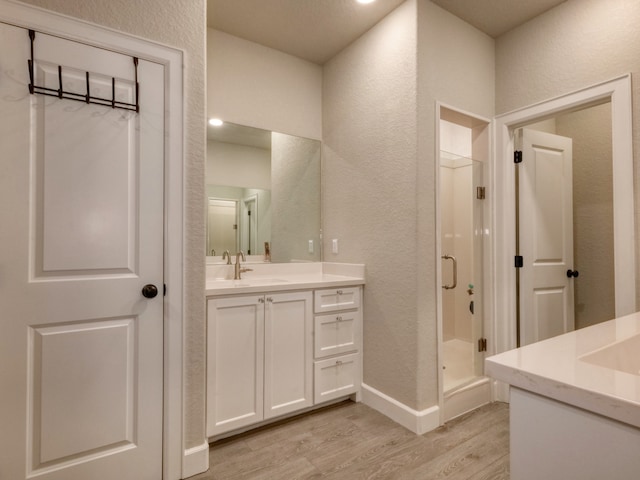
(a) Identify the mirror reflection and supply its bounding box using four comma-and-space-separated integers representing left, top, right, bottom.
207, 122, 321, 262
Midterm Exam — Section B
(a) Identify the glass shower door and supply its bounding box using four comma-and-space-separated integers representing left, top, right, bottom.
440, 151, 485, 393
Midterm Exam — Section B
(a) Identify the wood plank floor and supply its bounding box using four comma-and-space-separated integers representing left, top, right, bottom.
191, 401, 509, 480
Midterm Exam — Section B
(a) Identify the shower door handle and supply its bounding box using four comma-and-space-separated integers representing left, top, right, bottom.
441, 254, 457, 289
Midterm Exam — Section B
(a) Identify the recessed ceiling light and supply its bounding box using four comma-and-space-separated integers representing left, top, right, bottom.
357, 0, 376, 4
208, 118, 223, 126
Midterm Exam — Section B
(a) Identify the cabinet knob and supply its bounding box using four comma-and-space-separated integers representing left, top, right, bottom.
336, 290, 343, 295
336, 360, 343, 366
336, 316, 343, 322
258, 297, 265, 303
266, 297, 273, 302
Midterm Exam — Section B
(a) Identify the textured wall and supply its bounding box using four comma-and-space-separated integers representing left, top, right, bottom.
415, 0, 494, 408
557, 104, 615, 328
323, 0, 494, 411
496, 0, 640, 311
19, 0, 208, 450
496, 0, 640, 114
208, 28, 322, 140
323, 0, 420, 408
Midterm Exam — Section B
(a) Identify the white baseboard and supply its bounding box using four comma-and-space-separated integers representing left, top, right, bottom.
182, 441, 209, 479
493, 378, 510, 403
361, 383, 440, 435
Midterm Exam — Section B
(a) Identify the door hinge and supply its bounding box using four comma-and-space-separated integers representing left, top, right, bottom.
476, 186, 486, 200
515, 255, 523, 268
478, 338, 487, 352
514, 150, 523, 163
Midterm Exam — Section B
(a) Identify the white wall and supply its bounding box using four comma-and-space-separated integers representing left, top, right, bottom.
207, 28, 323, 140
557, 104, 615, 328
207, 140, 271, 189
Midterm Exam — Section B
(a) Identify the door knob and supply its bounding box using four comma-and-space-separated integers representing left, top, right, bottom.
566, 269, 579, 278
142, 284, 159, 298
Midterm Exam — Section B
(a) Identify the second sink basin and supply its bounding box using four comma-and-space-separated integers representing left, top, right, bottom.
579, 333, 640, 376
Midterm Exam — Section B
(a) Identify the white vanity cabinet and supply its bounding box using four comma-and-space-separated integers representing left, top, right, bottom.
313, 287, 362, 404
207, 291, 313, 437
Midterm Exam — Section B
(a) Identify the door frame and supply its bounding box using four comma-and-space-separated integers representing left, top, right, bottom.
492, 74, 635, 401
0, 2, 186, 479
242, 193, 258, 255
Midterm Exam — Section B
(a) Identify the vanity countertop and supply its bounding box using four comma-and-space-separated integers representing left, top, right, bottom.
485, 312, 640, 428
205, 262, 365, 296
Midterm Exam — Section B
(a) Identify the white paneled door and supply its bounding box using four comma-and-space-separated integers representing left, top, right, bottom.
0, 24, 164, 479
518, 128, 575, 346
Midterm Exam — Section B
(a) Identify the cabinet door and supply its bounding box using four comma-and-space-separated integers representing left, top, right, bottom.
314, 311, 360, 358
207, 296, 264, 436
264, 291, 313, 419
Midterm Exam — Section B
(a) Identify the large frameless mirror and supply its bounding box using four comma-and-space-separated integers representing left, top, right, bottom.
206, 122, 321, 263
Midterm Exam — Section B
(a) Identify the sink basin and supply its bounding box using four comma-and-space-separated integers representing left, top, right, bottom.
579, 334, 640, 376
234, 278, 288, 287
209, 278, 289, 288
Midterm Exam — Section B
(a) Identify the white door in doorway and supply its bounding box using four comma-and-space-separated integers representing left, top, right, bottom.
208, 198, 238, 255
518, 128, 575, 346
242, 195, 258, 255
0, 25, 164, 480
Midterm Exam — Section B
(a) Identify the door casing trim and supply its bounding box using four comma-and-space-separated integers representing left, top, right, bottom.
0, 1, 187, 478
492, 74, 635, 400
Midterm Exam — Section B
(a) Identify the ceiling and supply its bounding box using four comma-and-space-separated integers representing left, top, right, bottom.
430, 0, 566, 38
208, 122, 271, 149
207, 0, 567, 65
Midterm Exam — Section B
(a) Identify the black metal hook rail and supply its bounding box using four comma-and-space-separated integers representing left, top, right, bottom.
27, 29, 139, 113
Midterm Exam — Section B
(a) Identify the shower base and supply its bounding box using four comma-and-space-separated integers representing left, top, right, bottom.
443, 339, 490, 421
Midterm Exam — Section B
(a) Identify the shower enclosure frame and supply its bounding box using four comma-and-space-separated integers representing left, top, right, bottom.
435, 103, 494, 424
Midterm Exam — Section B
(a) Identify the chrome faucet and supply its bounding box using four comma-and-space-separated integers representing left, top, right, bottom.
222, 250, 232, 265
234, 251, 252, 280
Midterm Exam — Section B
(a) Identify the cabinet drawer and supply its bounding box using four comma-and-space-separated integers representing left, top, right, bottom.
314, 311, 359, 358
314, 353, 359, 404
314, 287, 360, 313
